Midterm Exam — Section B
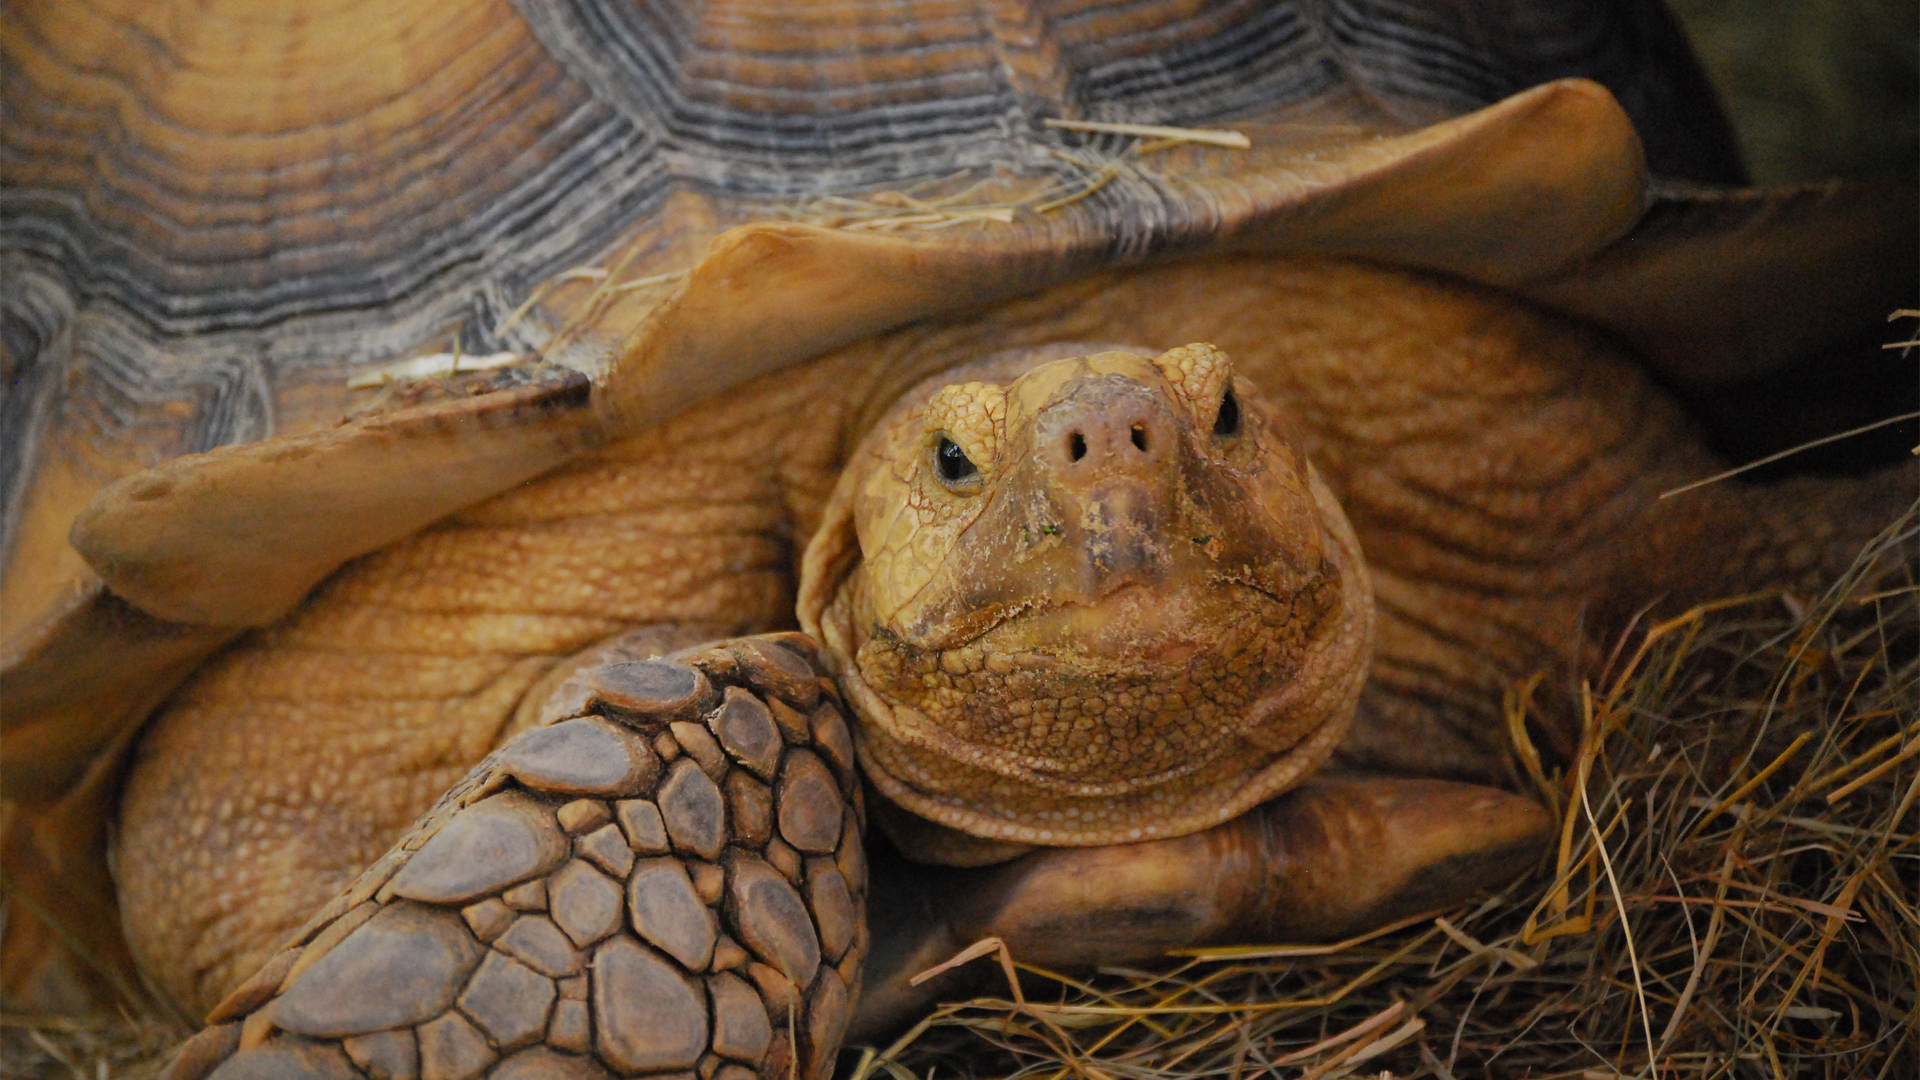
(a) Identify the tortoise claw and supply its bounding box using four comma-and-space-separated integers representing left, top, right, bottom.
165, 637, 866, 1080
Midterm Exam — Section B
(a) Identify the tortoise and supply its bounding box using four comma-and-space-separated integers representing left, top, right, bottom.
2, 0, 1914, 1076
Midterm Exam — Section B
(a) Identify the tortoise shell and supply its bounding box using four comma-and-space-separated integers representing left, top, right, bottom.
1, 0, 1912, 1011
0, 0, 1754, 638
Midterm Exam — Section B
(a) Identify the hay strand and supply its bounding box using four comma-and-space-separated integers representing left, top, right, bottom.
1041, 119, 1253, 150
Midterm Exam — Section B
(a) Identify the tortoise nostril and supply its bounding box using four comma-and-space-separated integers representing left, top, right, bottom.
1068, 432, 1087, 462
1130, 424, 1148, 452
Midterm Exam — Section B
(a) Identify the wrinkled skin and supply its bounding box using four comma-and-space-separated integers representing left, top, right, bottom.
108, 258, 1907, 1047
148, 334, 1559, 1079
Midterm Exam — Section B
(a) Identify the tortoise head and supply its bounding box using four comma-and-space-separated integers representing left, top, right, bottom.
799, 343, 1373, 854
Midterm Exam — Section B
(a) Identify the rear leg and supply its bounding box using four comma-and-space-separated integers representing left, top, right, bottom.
1613, 460, 1916, 627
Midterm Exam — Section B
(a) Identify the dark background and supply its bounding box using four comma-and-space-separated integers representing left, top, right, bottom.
1672, 0, 1919, 183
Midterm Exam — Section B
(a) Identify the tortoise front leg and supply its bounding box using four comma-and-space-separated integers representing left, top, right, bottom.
165, 636, 865, 1080
853, 776, 1551, 1040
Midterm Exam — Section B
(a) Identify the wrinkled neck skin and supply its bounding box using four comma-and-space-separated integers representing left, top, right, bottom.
800, 344, 1373, 863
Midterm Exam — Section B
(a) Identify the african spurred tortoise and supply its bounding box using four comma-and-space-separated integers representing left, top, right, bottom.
2, 2, 1913, 1078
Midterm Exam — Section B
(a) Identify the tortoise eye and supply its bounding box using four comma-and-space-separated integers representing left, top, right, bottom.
933, 436, 979, 487
1212, 385, 1241, 437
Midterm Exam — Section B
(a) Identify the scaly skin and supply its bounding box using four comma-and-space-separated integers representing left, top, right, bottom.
163, 638, 872, 1080
115, 256, 1908, 1019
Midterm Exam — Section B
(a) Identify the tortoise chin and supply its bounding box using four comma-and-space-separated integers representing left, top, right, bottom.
800, 344, 1380, 846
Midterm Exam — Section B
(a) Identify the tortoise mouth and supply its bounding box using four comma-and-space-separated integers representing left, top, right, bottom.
853, 575, 1328, 790
897, 572, 1296, 656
